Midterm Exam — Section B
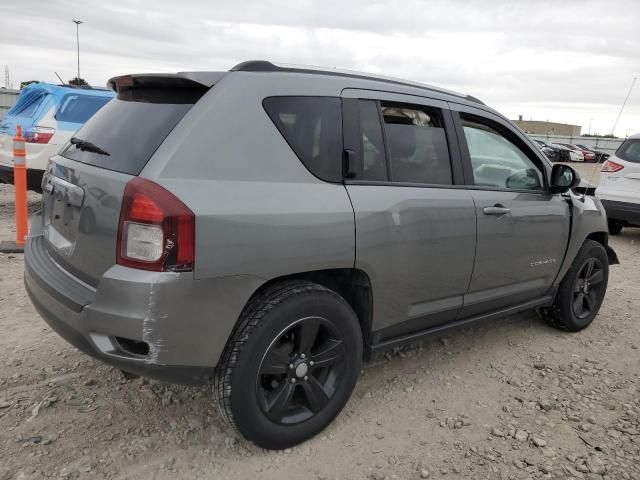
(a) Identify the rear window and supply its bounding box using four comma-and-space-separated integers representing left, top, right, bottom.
616, 139, 640, 163
59, 87, 205, 175
9, 89, 47, 118
55, 94, 111, 123
263, 96, 343, 182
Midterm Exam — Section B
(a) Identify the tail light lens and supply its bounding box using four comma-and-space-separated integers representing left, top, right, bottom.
24, 126, 55, 144
117, 178, 195, 272
601, 160, 624, 173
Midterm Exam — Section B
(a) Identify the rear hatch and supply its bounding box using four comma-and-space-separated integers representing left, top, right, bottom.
600, 138, 640, 195
40, 73, 218, 286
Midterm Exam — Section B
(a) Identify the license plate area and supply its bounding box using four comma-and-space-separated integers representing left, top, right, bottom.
42, 173, 85, 257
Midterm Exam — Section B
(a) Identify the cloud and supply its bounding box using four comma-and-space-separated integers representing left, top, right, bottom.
1, 0, 638, 136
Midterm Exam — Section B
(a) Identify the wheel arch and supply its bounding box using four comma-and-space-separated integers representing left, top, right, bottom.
585, 231, 619, 265
240, 268, 374, 351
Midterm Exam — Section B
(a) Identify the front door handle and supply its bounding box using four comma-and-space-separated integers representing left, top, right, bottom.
483, 204, 511, 216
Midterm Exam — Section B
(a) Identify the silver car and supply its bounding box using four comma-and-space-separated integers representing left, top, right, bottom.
25, 61, 618, 449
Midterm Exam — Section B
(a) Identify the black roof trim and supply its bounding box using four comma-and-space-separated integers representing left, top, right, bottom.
107, 72, 225, 92
231, 60, 484, 105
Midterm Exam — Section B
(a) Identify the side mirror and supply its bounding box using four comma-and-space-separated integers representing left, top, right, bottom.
549, 163, 581, 194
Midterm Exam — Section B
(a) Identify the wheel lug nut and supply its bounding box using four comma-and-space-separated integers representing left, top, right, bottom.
309, 361, 314, 366
291, 378, 296, 384
289, 364, 294, 369
301, 353, 306, 359
304, 376, 308, 381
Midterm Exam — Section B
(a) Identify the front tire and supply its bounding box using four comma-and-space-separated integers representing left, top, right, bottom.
215, 281, 362, 449
542, 240, 609, 332
608, 219, 623, 235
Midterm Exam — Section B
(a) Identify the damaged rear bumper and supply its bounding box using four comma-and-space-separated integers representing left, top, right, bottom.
24, 232, 264, 385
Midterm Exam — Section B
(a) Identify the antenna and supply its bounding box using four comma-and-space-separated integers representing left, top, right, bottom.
54, 72, 67, 85
611, 77, 636, 136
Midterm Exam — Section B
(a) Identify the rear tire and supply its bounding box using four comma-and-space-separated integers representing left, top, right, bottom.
608, 219, 623, 235
214, 280, 362, 449
541, 240, 608, 332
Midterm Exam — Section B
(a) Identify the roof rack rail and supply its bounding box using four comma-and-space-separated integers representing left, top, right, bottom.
230, 60, 485, 105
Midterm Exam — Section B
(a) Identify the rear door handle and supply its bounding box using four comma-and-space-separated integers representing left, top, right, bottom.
483, 205, 511, 216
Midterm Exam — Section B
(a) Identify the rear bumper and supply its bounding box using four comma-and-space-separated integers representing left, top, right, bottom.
24, 226, 264, 385
600, 199, 640, 225
0, 163, 45, 191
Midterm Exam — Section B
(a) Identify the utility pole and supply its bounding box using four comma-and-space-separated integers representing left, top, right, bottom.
611, 77, 636, 136
72, 20, 83, 83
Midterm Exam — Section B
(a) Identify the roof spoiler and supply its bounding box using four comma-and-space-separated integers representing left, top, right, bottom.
107, 72, 226, 93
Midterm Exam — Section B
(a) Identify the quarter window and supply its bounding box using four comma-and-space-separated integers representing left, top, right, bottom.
381, 103, 452, 185
263, 96, 343, 182
461, 116, 544, 190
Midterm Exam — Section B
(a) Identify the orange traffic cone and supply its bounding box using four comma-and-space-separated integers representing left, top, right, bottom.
0, 125, 29, 253
13, 125, 28, 247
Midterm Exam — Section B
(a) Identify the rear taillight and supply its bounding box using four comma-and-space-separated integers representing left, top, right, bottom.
24, 126, 55, 144
117, 178, 195, 272
601, 160, 624, 173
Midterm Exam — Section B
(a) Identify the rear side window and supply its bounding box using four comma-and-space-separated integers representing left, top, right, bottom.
616, 139, 640, 163
59, 87, 206, 175
55, 94, 111, 123
263, 96, 343, 182
381, 103, 452, 185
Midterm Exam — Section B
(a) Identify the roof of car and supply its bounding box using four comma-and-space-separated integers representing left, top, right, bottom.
23, 82, 113, 97
230, 60, 485, 105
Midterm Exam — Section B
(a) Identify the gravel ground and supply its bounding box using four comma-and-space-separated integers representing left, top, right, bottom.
1, 163, 639, 480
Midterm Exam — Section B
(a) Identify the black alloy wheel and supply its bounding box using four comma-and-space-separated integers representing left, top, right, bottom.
257, 316, 346, 425
571, 257, 604, 319
215, 280, 362, 449
542, 240, 609, 332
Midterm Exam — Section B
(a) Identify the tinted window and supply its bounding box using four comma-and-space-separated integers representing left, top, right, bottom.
59, 87, 205, 175
616, 139, 640, 163
381, 103, 452, 185
55, 94, 112, 123
358, 100, 387, 181
462, 116, 543, 190
263, 97, 342, 182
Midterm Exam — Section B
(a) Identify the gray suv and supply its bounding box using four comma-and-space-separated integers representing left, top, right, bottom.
25, 61, 618, 449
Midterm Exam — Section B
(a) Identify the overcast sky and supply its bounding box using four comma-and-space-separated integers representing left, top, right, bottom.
1, 0, 638, 137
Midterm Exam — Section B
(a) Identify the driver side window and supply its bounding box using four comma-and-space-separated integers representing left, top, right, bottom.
461, 116, 543, 190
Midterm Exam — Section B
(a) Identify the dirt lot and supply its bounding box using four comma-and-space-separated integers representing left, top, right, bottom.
1, 164, 639, 480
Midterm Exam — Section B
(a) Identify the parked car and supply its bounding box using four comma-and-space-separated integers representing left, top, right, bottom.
557, 143, 589, 162
0, 82, 113, 191
576, 144, 609, 163
533, 139, 570, 162
25, 61, 618, 449
596, 133, 640, 234
558, 143, 596, 162
551, 143, 584, 162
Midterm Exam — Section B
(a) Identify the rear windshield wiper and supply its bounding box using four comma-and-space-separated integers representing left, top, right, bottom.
70, 137, 110, 156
